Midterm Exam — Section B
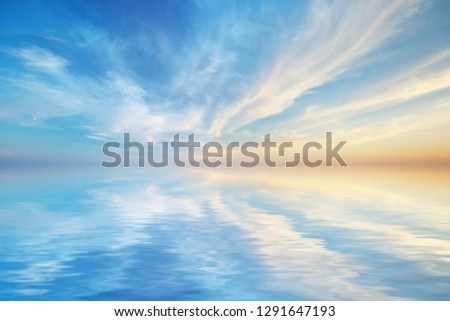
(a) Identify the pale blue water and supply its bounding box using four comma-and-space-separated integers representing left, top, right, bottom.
1, 167, 449, 300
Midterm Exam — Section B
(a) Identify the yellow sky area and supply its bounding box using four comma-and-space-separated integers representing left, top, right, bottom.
342, 127, 450, 167
266, 115, 450, 167
219, 130, 450, 169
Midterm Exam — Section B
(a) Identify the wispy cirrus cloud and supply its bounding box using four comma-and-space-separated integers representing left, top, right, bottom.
267, 49, 450, 141
301, 50, 450, 124
208, 0, 423, 134
1, 0, 448, 161
7, 46, 68, 73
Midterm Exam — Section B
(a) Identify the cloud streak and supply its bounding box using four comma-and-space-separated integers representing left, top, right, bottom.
209, 0, 423, 134
0, 0, 448, 166
8, 47, 68, 73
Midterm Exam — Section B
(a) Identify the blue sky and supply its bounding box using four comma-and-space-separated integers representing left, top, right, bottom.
2, 0, 450, 302
1, 0, 450, 165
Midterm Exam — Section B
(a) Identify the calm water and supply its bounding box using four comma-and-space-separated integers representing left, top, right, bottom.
0, 167, 449, 300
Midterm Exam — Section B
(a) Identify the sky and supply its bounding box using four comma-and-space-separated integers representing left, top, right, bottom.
1, 0, 450, 302
0, 0, 449, 166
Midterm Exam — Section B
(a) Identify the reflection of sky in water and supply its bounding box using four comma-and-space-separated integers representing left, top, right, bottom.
0, 167, 449, 300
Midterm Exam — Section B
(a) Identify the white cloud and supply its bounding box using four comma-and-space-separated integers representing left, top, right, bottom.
0, 0, 435, 144
209, 0, 423, 134
301, 50, 450, 124
10, 47, 68, 72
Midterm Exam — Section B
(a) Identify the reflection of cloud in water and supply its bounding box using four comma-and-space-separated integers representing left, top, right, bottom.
223, 169, 450, 277
94, 180, 396, 299
1, 168, 449, 299
207, 193, 396, 300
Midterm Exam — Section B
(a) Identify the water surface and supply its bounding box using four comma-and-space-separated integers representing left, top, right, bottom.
0, 167, 449, 300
